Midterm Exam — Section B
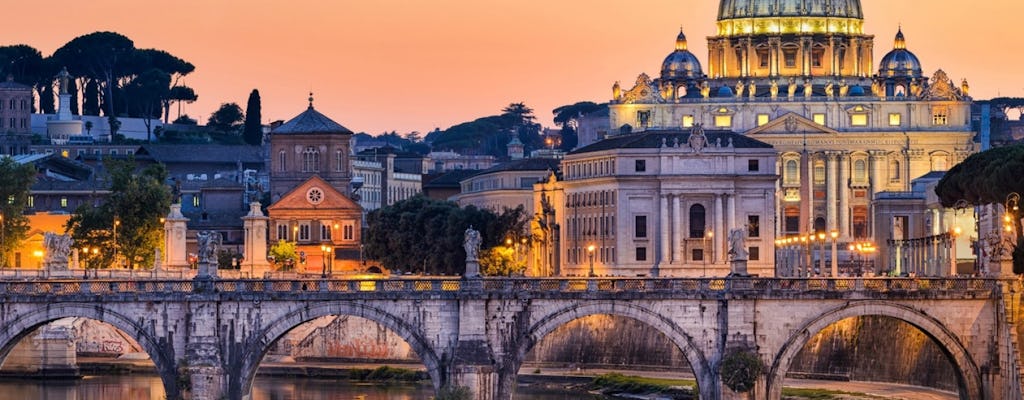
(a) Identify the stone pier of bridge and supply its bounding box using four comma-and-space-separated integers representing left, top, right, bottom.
0, 277, 1020, 400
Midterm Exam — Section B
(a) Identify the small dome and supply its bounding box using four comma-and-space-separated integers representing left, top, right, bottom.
717, 86, 735, 97
660, 29, 704, 80
848, 85, 865, 96
878, 28, 923, 79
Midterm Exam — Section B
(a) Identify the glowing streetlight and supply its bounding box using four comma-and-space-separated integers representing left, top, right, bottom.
830, 230, 839, 277
587, 244, 596, 277
320, 244, 333, 278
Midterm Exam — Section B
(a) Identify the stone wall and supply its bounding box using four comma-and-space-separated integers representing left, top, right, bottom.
523, 315, 691, 371
268, 315, 419, 362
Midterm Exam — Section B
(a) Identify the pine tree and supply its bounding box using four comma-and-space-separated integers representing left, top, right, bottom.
243, 89, 262, 145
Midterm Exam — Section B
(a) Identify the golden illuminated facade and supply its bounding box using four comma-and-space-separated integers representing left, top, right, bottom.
606, 0, 976, 275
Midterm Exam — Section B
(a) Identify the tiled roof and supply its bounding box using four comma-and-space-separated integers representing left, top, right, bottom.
136, 145, 264, 164
569, 129, 773, 155
271, 106, 352, 135
476, 158, 560, 175
423, 169, 481, 188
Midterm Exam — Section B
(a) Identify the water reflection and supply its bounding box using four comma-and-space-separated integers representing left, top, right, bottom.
0, 375, 608, 400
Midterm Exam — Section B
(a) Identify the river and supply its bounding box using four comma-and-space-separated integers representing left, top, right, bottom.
0, 375, 609, 400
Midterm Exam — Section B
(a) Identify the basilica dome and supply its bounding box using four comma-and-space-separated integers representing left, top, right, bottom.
878, 29, 923, 79
661, 30, 703, 81
716, 0, 864, 36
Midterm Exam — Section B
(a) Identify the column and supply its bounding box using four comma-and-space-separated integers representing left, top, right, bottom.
932, 209, 942, 236
242, 202, 271, 277
660, 195, 670, 265
714, 195, 724, 264
804, 153, 815, 232
826, 152, 838, 231
727, 194, 737, 237
672, 195, 681, 264
868, 151, 886, 239
839, 153, 850, 238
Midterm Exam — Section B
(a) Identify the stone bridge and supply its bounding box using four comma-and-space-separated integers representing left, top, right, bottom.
0, 277, 1020, 400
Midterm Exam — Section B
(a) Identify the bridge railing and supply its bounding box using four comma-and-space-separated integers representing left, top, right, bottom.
0, 277, 1004, 297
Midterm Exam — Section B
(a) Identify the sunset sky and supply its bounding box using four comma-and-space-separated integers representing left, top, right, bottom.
1, 1, 1020, 134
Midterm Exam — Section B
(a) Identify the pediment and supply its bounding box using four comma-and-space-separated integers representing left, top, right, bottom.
743, 112, 840, 136
267, 175, 362, 212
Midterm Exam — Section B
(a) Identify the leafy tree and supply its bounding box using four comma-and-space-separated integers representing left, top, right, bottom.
66, 158, 171, 269
0, 158, 37, 268
935, 144, 1024, 273
208, 102, 243, 133
363, 195, 528, 275
52, 32, 136, 118
243, 89, 263, 145
268, 240, 297, 271
173, 114, 197, 125
123, 68, 170, 141
986, 97, 1024, 120
0, 45, 45, 84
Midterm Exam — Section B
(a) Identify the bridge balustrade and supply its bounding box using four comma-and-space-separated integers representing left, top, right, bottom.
0, 277, 1002, 298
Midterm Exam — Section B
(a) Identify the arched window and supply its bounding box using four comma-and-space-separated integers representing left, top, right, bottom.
335, 150, 345, 172
854, 159, 866, 183
889, 160, 901, 182
932, 155, 948, 171
302, 146, 320, 172
278, 150, 286, 171
689, 204, 706, 238
813, 162, 825, 184
895, 85, 906, 97
784, 159, 799, 185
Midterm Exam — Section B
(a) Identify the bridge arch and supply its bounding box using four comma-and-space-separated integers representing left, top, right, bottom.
767, 300, 983, 400
0, 303, 179, 398
514, 301, 715, 399
235, 301, 443, 400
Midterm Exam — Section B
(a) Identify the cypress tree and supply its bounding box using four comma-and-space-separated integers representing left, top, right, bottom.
243, 89, 262, 145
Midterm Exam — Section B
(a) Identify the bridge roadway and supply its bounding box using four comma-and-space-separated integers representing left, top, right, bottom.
0, 276, 1020, 400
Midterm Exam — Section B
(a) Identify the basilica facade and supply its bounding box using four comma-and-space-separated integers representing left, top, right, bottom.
606, 0, 974, 273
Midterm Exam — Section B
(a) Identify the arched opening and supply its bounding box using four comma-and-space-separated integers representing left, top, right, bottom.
689, 204, 706, 238
0, 306, 176, 399
768, 302, 982, 400
237, 302, 442, 400
513, 302, 713, 400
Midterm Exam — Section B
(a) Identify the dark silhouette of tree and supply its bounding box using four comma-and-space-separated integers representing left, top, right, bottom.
166, 86, 197, 121
243, 89, 262, 145
83, 79, 101, 115
52, 32, 136, 118
124, 68, 170, 141
208, 102, 244, 133
0, 157, 37, 268
363, 195, 527, 275
38, 81, 55, 114
936, 144, 1024, 273
552, 101, 607, 151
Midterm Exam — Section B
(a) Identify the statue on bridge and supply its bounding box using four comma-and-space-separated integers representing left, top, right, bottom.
197, 231, 222, 265
463, 226, 482, 279
728, 229, 748, 261
43, 232, 74, 270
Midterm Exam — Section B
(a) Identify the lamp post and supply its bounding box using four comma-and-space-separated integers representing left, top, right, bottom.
112, 217, 120, 269
587, 244, 596, 277
320, 244, 332, 278
817, 232, 826, 277
951, 226, 962, 276
830, 230, 839, 277
703, 230, 713, 277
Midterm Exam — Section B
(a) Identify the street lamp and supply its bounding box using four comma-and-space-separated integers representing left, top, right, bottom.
703, 230, 713, 277
817, 232, 826, 277
587, 244, 596, 277
951, 225, 962, 276
112, 217, 120, 268
320, 244, 332, 278
830, 230, 839, 277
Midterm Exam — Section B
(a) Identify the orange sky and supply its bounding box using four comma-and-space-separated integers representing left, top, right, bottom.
1, 0, 1019, 134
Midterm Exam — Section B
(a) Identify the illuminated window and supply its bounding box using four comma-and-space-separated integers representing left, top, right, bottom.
813, 113, 826, 125
192, 195, 200, 207
854, 159, 867, 182
813, 163, 825, 184
784, 159, 799, 185
61, 150, 69, 158
756, 114, 770, 126
889, 113, 902, 126
714, 115, 732, 128
27, 196, 33, 208
850, 114, 868, 126
933, 110, 948, 125
682, 115, 694, 128
60, 197, 68, 208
